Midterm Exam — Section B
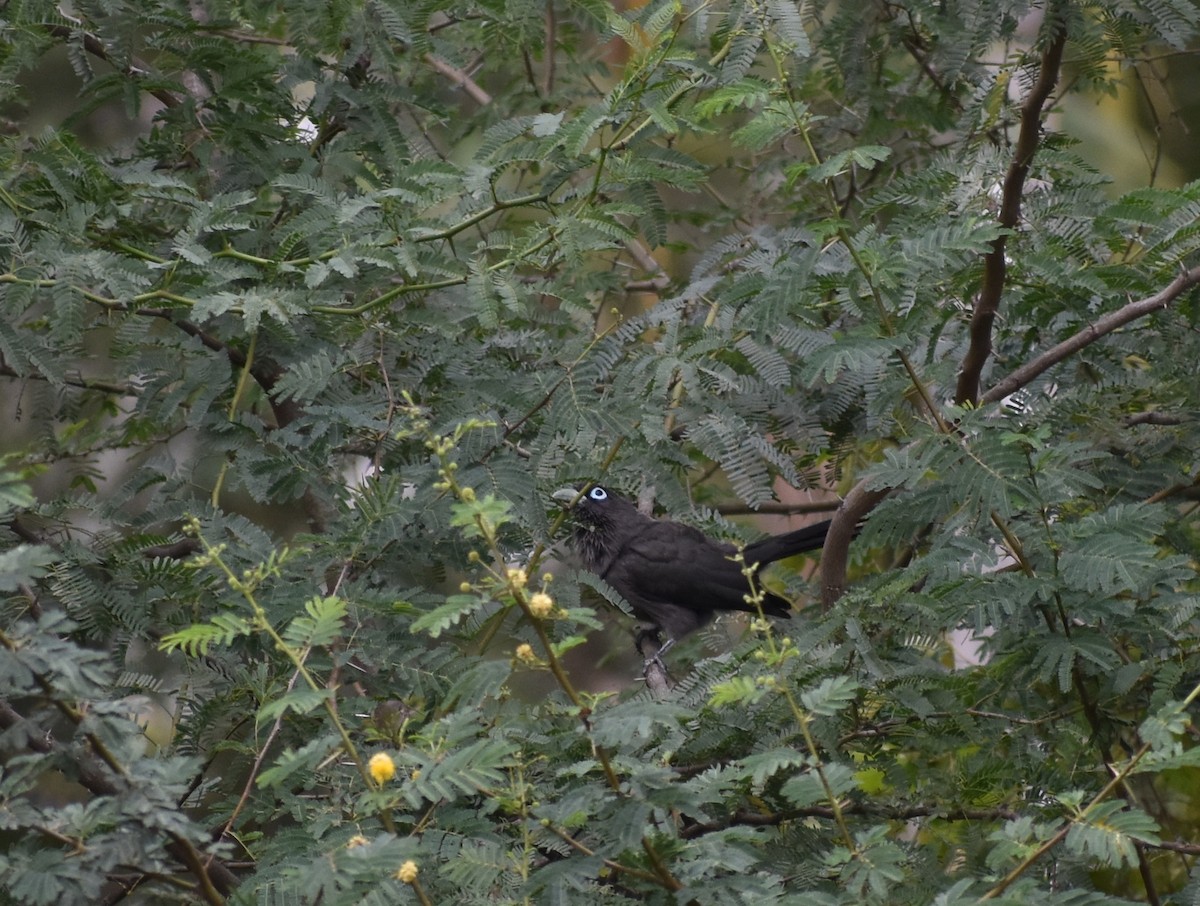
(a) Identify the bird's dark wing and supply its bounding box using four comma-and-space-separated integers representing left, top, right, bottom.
603, 521, 789, 620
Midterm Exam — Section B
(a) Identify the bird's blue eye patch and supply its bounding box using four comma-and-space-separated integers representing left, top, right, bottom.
588, 487, 608, 501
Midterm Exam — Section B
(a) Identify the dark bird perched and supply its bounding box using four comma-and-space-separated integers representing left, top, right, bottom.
553, 485, 831, 647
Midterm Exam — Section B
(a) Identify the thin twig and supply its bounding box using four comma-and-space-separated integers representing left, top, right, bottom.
981, 675, 1200, 899
542, 1, 556, 97
0, 358, 135, 395
423, 54, 492, 105
43, 24, 180, 109
0, 679, 234, 902
679, 803, 1021, 839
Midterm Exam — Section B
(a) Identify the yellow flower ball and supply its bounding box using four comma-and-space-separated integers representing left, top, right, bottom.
528, 592, 554, 618
396, 860, 419, 883
368, 752, 396, 784
515, 643, 536, 663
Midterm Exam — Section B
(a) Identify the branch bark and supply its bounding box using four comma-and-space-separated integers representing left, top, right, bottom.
955, 17, 1067, 405
820, 261, 1200, 607
423, 54, 492, 105
823, 15, 1073, 608
820, 483, 888, 609
981, 264, 1200, 404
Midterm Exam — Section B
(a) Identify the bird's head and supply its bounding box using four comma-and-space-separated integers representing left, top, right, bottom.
552, 485, 641, 567
554, 484, 657, 535
552, 485, 641, 531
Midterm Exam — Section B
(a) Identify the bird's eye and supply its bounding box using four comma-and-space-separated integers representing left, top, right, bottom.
588, 487, 608, 501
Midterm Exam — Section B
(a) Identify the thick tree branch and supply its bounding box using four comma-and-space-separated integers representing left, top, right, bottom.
623, 239, 670, 292
955, 19, 1067, 405
823, 264, 1200, 608
636, 632, 672, 697
820, 483, 888, 609
821, 15, 1200, 609
1155, 839, 1200, 856
1123, 411, 1183, 427
981, 264, 1200, 404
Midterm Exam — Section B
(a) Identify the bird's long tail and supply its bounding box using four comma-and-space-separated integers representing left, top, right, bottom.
743, 519, 832, 566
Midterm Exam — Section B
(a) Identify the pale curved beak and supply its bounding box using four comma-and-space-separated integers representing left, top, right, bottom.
551, 487, 581, 507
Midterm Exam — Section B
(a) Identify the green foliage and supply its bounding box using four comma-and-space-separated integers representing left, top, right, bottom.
2, 0, 1200, 904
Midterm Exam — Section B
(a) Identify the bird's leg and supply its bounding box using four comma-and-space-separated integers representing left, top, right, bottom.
634, 625, 665, 659
634, 626, 674, 695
